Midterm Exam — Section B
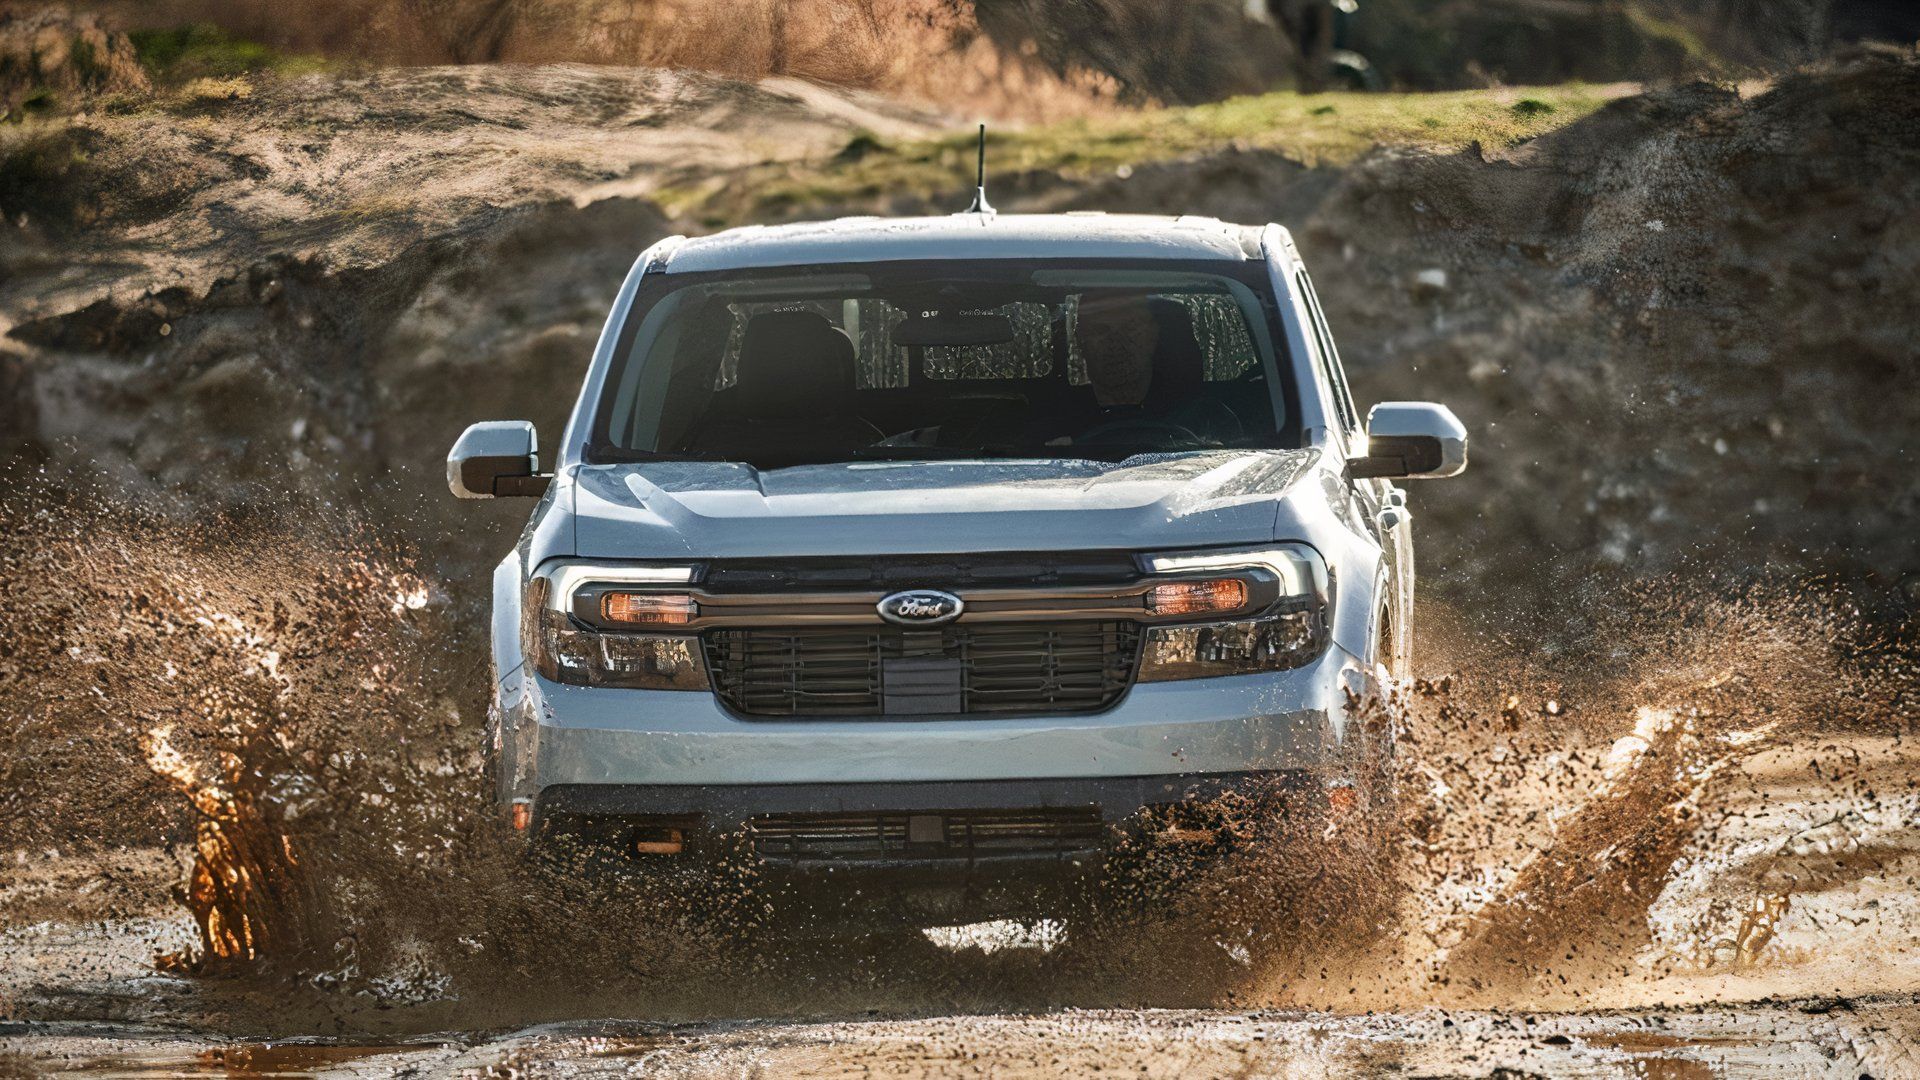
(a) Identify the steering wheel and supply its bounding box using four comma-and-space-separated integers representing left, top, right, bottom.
1076, 416, 1205, 445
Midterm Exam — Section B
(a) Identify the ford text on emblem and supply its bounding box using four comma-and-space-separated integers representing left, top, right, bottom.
877, 589, 964, 626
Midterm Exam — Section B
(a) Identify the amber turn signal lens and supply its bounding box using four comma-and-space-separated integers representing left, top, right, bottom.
1327, 784, 1358, 815
602, 592, 697, 626
1146, 578, 1248, 617
633, 827, 685, 855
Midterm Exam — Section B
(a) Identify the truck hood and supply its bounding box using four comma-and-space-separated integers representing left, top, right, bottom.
568, 450, 1319, 559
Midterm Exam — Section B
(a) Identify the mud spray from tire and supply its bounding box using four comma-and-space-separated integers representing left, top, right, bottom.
3, 473, 1914, 1031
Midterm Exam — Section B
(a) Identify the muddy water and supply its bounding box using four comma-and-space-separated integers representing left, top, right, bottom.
1, 483, 1917, 1075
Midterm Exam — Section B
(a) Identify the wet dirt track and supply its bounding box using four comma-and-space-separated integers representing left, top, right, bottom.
7, 1000, 1917, 1078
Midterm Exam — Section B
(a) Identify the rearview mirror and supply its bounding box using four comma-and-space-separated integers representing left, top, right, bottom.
891, 310, 1016, 347
448, 421, 550, 498
1347, 402, 1468, 480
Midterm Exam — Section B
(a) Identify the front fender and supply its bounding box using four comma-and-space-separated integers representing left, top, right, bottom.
491, 549, 525, 685
1277, 461, 1385, 667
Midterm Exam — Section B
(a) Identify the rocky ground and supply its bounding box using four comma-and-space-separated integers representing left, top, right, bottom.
2, 32, 1919, 1080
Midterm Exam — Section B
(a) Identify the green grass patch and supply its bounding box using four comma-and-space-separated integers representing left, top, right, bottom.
667, 82, 1626, 227
128, 24, 330, 84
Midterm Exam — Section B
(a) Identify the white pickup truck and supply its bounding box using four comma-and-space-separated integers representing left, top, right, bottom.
450, 211, 1465, 926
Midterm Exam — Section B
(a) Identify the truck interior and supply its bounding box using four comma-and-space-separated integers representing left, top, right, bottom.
590, 262, 1300, 468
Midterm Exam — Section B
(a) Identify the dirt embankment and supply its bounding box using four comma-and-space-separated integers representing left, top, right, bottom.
927, 54, 1920, 623
0, 61, 935, 568
1292, 55, 1920, 620
5, 51, 1916, 621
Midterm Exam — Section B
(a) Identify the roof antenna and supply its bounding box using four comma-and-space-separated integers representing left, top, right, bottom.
964, 123, 995, 215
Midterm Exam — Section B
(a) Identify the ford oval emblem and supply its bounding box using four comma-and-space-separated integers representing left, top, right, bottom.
877, 589, 964, 626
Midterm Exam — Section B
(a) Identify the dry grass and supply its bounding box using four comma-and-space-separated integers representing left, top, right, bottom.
176, 74, 251, 101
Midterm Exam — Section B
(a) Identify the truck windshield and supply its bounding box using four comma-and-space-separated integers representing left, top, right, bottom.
588, 259, 1296, 468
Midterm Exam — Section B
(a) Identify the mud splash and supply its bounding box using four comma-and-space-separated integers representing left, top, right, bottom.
0, 478, 493, 1000
2, 477, 1917, 1031
1379, 586, 1920, 1011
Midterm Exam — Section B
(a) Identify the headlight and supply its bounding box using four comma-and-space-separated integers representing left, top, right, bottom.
523, 563, 709, 690
1134, 545, 1330, 682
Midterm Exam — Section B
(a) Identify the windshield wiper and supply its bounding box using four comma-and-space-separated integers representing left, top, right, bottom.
585, 445, 722, 464
846, 445, 1038, 461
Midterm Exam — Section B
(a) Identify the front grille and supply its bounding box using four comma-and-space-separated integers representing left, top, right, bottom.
703, 621, 1142, 717
701, 553, 1140, 594
749, 808, 1106, 865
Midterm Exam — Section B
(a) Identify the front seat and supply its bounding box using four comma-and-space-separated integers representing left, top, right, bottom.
1146, 298, 1243, 442
690, 311, 884, 464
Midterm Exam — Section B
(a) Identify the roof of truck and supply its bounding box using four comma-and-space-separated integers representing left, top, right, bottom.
661, 213, 1273, 274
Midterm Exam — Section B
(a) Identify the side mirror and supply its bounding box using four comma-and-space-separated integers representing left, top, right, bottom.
448, 421, 551, 498
1347, 402, 1468, 480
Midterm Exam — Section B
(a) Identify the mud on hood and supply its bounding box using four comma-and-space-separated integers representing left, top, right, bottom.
568, 450, 1318, 559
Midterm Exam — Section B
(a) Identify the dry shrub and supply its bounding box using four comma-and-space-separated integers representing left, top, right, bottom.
97, 0, 1127, 118
973, 0, 1293, 103
567, 0, 1126, 117
885, 17, 1128, 121
0, 5, 150, 115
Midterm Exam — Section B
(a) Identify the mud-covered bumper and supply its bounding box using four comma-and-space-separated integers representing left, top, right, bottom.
535, 770, 1312, 831
495, 645, 1364, 806
530, 770, 1321, 925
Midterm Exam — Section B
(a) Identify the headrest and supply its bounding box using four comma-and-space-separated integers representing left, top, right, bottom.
1147, 298, 1206, 398
734, 311, 858, 416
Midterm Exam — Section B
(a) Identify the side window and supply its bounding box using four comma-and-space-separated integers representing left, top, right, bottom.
1294, 270, 1360, 435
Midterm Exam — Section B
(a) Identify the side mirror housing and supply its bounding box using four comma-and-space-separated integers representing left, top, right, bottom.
448, 421, 550, 498
1348, 402, 1468, 479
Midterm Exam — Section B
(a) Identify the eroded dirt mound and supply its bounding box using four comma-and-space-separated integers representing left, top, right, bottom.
1313, 56, 1920, 615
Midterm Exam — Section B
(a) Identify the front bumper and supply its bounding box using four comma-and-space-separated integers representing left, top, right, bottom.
532, 770, 1321, 925
537, 770, 1308, 830
495, 645, 1363, 801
